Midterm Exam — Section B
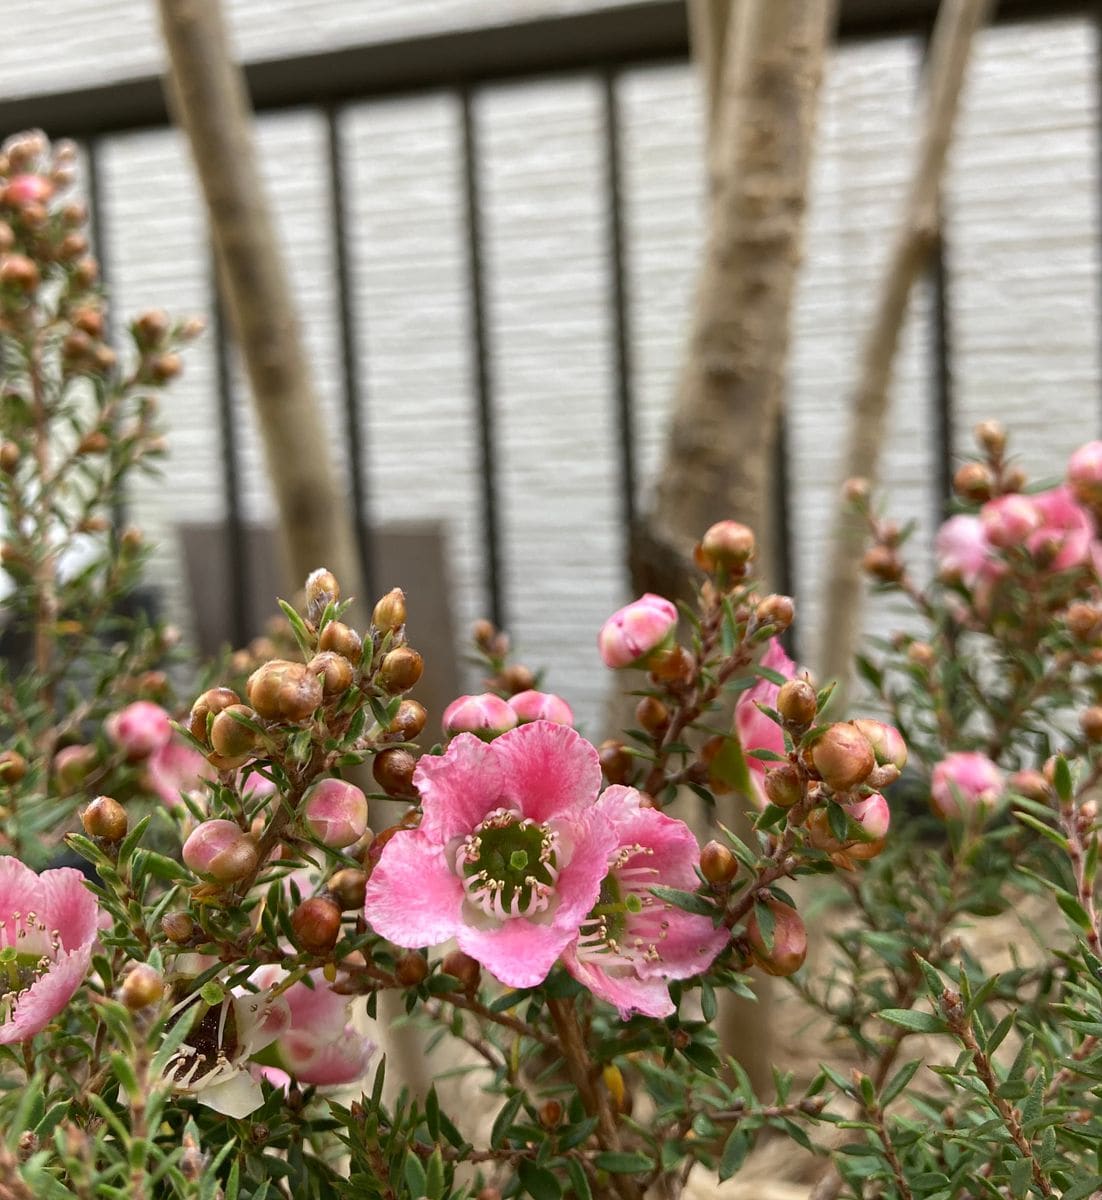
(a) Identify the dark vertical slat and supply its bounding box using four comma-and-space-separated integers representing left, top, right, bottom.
325, 105, 374, 598
459, 87, 505, 629
210, 260, 250, 647
770, 414, 797, 655
601, 70, 638, 579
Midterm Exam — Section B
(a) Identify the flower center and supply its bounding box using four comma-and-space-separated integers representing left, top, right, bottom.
575, 846, 669, 974
0, 912, 58, 1012
456, 807, 560, 920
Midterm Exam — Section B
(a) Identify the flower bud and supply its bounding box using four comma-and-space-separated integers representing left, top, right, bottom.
1081, 706, 1102, 743
851, 719, 907, 771
307, 651, 354, 698
161, 911, 195, 944
182, 819, 258, 883
777, 679, 816, 727
395, 951, 428, 987
747, 899, 806, 977
0, 253, 39, 292
755, 594, 794, 631
1068, 440, 1102, 506
843, 477, 870, 505
373, 747, 417, 797
980, 494, 1040, 549
388, 699, 428, 740
635, 695, 669, 735
291, 896, 342, 955
72, 256, 99, 288
539, 1099, 564, 1129
930, 752, 1003, 820
1067, 602, 1102, 642
327, 868, 368, 911
318, 620, 363, 664
862, 545, 903, 583
764, 762, 802, 808
247, 659, 324, 723
81, 795, 128, 841
472, 619, 497, 651
507, 689, 574, 726
371, 587, 406, 633
378, 646, 424, 693
441, 949, 481, 993
302, 778, 369, 848
0, 441, 19, 473
120, 964, 165, 1011
700, 840, 737, 885
974, 420, 1007, 457
0, 749, 27, 785
1002, 465, 1027, 493
907, 641, 934, 670
844, 792, 890, 844
809, 724, 875, 793
648, 644, 694, 686
54, 743, 95, 791
597, 593, 678, 669
953, 462, 994, 503
695, 520, 755, 572
5, 173, 53, 207
148, 353, 182, 384
305, 567, 341, 622
1009, 769, 1051, 803
443, 693, 517, 740
209, 704, 260, 760
598, 739, 633, 786
188, 686, 241, 742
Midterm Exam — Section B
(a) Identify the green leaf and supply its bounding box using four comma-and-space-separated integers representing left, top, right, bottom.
565, 1158, 592, 1200
593, 1152, 652, 1174
518, 1160, 562, 1200
881, 1059, 923, 1108
277, 598, 314, 659
753, 899, 775, 954
877, 1009, 946, 1034
403, 1151, 426, 1197
1053, 755, 1073, 803
650, 885, 717, 919
718, 1129, 749, 1180
490, 1091, 523, 1149
707, 734, 754, 798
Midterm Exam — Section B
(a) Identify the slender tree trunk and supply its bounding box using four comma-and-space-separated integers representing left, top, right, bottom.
816, 0, 994, 695
157, 0, 364, 618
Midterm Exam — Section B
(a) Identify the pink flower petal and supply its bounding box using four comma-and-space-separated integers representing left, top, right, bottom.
0, 945, 91, 1043
415, 734, 506, 841
280, 1026, 374, 1086
282, 971, 351, 1037
548, 809, 621, 933
0, 857, 38, 942
456, 918, 576, 989
493, 722, 602, 825
38, 868, 98, 953
561, 944, 674, 1019
362, 830, 465, 947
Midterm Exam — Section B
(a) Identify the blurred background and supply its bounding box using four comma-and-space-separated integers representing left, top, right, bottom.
1, 0, 1097, 731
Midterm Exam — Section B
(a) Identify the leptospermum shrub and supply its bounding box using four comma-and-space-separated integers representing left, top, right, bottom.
3, 133, 1102, 1200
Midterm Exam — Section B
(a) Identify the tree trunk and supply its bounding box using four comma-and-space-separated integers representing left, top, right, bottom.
157, 0, 364, 619
816, 0, 994, 696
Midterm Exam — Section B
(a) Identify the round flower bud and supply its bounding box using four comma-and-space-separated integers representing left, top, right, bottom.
953, 462, 994, 503
1068, 440, 1102, 507
598, 593, 678, 669
1067, 602, 1102, 642
54, 743, 95, 791
907, 641, 934, 670
777, 679, 816, 727
5, 173, 53, 207
844, 792, 890, 844
291, 896, 342, 955
980, 494, 1041, 549
598, 739, 633, 786
862, 545, 903, 583
441, 949, 481, 993
507, 689, 574, 726
700, 840, 737, 885
161, 911, 195, 944
0, 749, 27, 785
809, 724, 875, 793
372, 747, 417, 797
1082, 707, 1102, 743
307, 651, 354, 698
755, 594, 794, 631
302, 778, 369, 848
472, 619, 497, 650
974, 420, 1007, 456
395, 951, 428, 987
1009, 769, 1051, 803
305, 567, 341, 622
0, 442, 19, 473
648, 644, 694, 686
443, 693, 517, 740
318, 620, 363, 664
0, 253, 39, 292
188, 686, 241, 742
696, 520, 755, 572
120, 965, 164, 1011
843, 477, 871, 505
763, 762, 802, 808
209, 704, 260, 760
81, 795, 128, 842
539, 1100, 564, 1129
378, 646, 424, 694
326, 868, 368, 911
388, 699, 428, 740
105, 700, 172, 760
148, 353, 182, 384
371, 587, 407, 634
747, 898, 807, 977
930, 752, 1003, 820
851, 719, 907, 772
247, 660, 323, 723
635, 695, 669, 735
182, 819, 258, 883
498, 663, 536, 694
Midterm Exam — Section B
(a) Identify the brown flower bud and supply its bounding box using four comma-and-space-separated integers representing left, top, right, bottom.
1081, 706, 1102, 743
18, 1131, 38, 1161
500, 663, 537, 694
0, 223, 12, 251
472, 619, 497, 650
649, 645, 694, 686
57, 232, 88, 262
1008, 769, 1050, 803
161, 911, 195, 944
635, 695, 669, 735
0, 253, 39, 292
388, 699, 428, 740
318, 620, 363, 664
777, 679, 816, 727
148, 353, 182, 384
862, 545, 903, 583
843, 477, 870, 505
120, 964, 165, 1011
72, 306, 104, 337
72, 256, 99, 288
974, 420, 1006, 457
695, 520, 755, 572
371, 587, 406, 634
0, 749, 27, 785
378, 646, 423, 693
77, 430, 110, 455
1001, 465, 1027, 494
747, 898, 807, 977
0, 441, 18, 473
809, 723, 875, 793
764, 762, 803, 808
306, 567, 341, 622
1067, 602, 1102, 642
598, 739, 633, 785
247, 660, 323, 723
134, 309, 170, 347
953, 462, 994, 503
291, 896, 342, 955
539, 1099, 564, 1129
308, 651, 354, 697
700, 840, 737, 885
210, 704, 260, 760
327, 868, 368, 912
373, 747, 417, 797
441, 949, 481, 993
395, 951, 428, 987
755, 594, 794, 631
81, 795, 128, 841
907, 641, 934, 670
188, 686, 241, 742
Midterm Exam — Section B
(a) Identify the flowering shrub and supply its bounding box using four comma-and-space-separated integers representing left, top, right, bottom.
4, 131, 1102, 1200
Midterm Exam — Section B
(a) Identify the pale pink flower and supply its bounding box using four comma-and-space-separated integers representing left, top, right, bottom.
442, 693, 518, 740
363, 721, 619, 989
145, 739, 214, 808
597, 593, 677, 669
508, 690, 574, 726
105, 700, 173, 760
1027, 486, 1093, 572
1068, 440, 1102, 506
0, 860, 98, 1043
562, 787, 727, 1019
935, 515, 994, 588
980, 494, 1041, 549
734, 637, 796, 806
930, 751, 1003, 820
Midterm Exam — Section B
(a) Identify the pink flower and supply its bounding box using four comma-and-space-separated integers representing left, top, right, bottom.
735, 638, 796, 805
1027, 486, 1093, 572
508, 690, 574, 726
1068, 440, 1102, 506
562, 787, 727, 1019
302, 778, 369, 848
362, 721, 619, 989
105, 700, 173, 760
250, 966, 374, 1086
981, 495, 1041, 549
442, 693, 517, 740
145, 739, 213, 807
597, 593, 677, 669
0, 859, 98, 1043
930, 751, 1003, 820
935, 515, 994, 588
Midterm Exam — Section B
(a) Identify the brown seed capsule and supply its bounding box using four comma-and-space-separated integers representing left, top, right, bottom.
598, 739, 634, 786
0, 253, 39, 292
308, 651, 354, 697
378, 646, 424, 694
809, 723, 875, 793
953, 461, 994, 503
120, 964, 165, 1011
326, 868, 368, 912
81, 795, 128, 842
18, 1131, 38, 1161
755, 594, 795, 631
188, 686, 241, 742
635, 695, 669, 735
161, 911, 195, 944
306, 567, 341, 622
395, 951, 428, 987
441, 949, 481, 993
974, 420, 1006, 457
0, 441, 18, 473
1081, 706, 1102, 743
777, 679, 817, 727
388, 699, 428, 740
862, 545, 903, 583
291, 896, 342, 955
318, 620, 363, 664
539, 1099, 564, 1129
373, 747, 417, 797
247, 660, 323, 723
498, 662, 536, 695
764, 762, 803, 809
210, 704, 260, 760
700, 840, 737, 885
371, 587, 407, 634
0, 749, 27, 785
134, 309, 170, 347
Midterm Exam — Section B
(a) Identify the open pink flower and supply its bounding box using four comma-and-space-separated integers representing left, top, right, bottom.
935, 515, 994, 588
0, 860, 98, 1043
563, 787, 727, 1019
734, 638, 796, 806
363, 721, 619, 989
1027, 486, 1093, 572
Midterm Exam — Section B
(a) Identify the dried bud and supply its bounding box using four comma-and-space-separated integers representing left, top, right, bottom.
1082, 707, 1102, 743
539, 1099, 564, 1129
0, 441, 19, 473
77, 429, 110, 455
809, 723, 875, 793
120, 964, 165, 1011
302, 778, 369, 848
777, 679, 816, 727
161, 911, 195, 944
306, 567, 341, 622
375, 646, 422, 694
747, 898, 807, 977
18, 1131, 38, 1161
862, 545, 903, 583
182, 819, 258, 883
763, 762, 803, 809
699, 840, 737, 885
247, 659, 324, 723
307, 651, 354, 697
443, 693, 517, 740
327, 868, 368, 912
188, 686, 241, 742
598, 739, 633, 786
81, 794, 128, 841
395, 951, 428, 987
635, 695, 669, 735
371, 587, 406, 634
755, 594, 794, 631
291, 896, 342, 955
0, 749, 27, 785
72, 256, 99, 288
953, 461, 994, 503
441, 949, 481, 993
906, 643, 934, 672
695, 520, 755, 572
318, 619, 363, 664
388, 698, 428, 740
57, 232, 88, 262
372, 748, 417, 797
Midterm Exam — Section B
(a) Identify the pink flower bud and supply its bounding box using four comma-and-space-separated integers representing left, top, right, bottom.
980, 494, 1041, 549
597, 593, 677, 669
105, 701, 173, 760
930, 752, 1003, 820
851, 719, 907, 771
6, 174, 53, 207
182, 819, 258, 882
507, 690, 574, 726
844, 792, 890, 843
1026, 487, 1093, 572
1068, 440, 1102, 506
442, 693, 518, 739
302, 779, 369, 849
